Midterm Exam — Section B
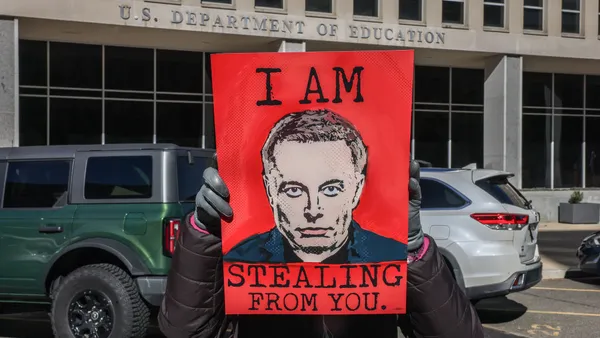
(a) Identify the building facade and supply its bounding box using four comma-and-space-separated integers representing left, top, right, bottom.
0, 0, 599, 221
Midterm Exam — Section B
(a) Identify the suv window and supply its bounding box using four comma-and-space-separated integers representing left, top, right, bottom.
476, 176, 530, 209
4, 160, 71, 208
84, 156, 152, 199
421, 178, 468, 209
177, 156, 210, 202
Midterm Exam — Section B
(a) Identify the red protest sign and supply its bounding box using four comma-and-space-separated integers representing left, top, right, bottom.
211, 50, 413, 315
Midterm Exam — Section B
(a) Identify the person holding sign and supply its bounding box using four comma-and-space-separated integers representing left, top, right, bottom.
158, 160, 484, 338
224, 109, 407, 265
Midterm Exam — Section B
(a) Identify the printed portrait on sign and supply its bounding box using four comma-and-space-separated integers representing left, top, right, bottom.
223, 109, 407, 264
210, 50, 414, 315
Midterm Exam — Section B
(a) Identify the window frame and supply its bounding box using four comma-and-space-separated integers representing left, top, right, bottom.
398, 0, 425, 24
353, 0, 382, 22
305, 0, 336, 18
419, 177, 472, 210
71, 152, 163, 204
483, 0, 508, 30
441, 0, 467, 27
144, 0, 181, 5
2, 159, 73, 210
255, 0, 287, 14
201, 0, 235, 10
523, 0, 546, 34
560, 0, 583, 36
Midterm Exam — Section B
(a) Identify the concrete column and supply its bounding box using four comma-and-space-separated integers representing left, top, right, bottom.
483, 55, 523, 187
277, 40, 306, 52
0, 18, 17, 147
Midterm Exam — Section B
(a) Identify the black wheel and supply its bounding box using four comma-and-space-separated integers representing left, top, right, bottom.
51, 263, 150, 338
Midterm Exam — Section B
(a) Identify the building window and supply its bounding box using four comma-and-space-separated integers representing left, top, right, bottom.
523, 0, 544, 31
561, 0, 581, 34
3, 160, 71, 209
306, 0, 332, 13
442, 0, 465, 25
399, 0, 422, 21
18, 40, 214, 149
202, 0, 232, 4
522, 72, 590, 189
354, 0, 379, 17
255, 0, 283, 9
413, 66, 484, 169
84, 156, 153, 200
483, 0, 505, 28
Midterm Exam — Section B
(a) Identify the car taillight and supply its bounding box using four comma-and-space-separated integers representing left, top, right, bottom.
471, 213, 529, 230
163, 218, 181, 256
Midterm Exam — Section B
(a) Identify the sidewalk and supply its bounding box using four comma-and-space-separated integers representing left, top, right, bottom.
538, 222, 600, 232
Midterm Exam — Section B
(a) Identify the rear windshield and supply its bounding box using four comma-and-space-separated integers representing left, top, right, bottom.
177, 156, 210, 202
476, 177, 530, 209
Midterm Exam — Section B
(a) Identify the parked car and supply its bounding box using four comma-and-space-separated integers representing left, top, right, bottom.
0, 144, 214, 337
419, 163, 542, 301
576, 231, 600, 275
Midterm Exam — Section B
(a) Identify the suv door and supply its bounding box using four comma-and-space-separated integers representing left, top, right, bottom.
0, 159, 75, 296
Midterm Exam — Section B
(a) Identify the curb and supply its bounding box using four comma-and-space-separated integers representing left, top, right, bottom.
542, 268, 596, 280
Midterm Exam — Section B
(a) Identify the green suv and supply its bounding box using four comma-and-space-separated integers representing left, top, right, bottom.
0, 144, 214, 337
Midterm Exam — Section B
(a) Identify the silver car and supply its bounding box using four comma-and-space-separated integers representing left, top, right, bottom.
419, 164, 542, 301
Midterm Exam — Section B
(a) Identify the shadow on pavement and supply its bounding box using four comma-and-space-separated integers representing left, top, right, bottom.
475, 297, 527, 324
566, 275, 600, 286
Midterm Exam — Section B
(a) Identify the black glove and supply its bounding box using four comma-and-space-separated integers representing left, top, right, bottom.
407, 160, 424, 252
193, 167, 233, 237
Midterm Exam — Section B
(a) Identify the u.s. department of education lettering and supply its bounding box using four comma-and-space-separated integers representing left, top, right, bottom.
118, 5, 445, 45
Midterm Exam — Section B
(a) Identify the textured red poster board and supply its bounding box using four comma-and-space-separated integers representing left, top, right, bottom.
211, 50, 414, 315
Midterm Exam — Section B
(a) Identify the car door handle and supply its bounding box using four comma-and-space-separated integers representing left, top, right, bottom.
39, 224, 63, 233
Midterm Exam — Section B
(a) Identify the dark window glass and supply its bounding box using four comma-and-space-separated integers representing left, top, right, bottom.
554, 114, 583, 187
178, 156, 210, 201
415, 66, 450, 103
49, 42, 101, 88
524, 7, 544, 30
442, 0, 464, 24
525, 0, 543, 5
554, 74, 583, 109
105, 46, 153, 92
451, 68, 484, 104
399, 0, 422, 21
523, 72, 552, 107
484, 1, 505, 28
562, 12, 580, 34
156, 102, 203, 147
3, 161, 70, 208
49, 98, 102, 145
476, 176, 530, 209
306, 0, 332, 12
205, 53, 213, 94
451, 113, 483, 168
420, 178, 467, 209
586, 75, 600, 109
255, 0, 283, 8
201, 0, 232, 3
19, 96, 47, 146
157, 49, 203, 93
415, 111, 449, 167
204, 103, 216, 149
105, 100, 154, 144
354, 0, 378, 16
19, 40, 47, 86
522, 114, 552, 188
586, 117, 600, 187
84, 156, 152, 199
562, 0, 580, 11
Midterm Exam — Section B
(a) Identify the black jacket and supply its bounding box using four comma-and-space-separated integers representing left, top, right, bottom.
158, 217, 484, 338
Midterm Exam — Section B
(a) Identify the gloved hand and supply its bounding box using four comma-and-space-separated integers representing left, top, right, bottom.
193, 167, 233, 238
407, 160, 424, 252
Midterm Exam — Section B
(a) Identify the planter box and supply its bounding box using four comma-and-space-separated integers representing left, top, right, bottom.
558, 203, 600, 224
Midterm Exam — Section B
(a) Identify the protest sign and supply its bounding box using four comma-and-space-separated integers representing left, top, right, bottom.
210, 50, 414, 315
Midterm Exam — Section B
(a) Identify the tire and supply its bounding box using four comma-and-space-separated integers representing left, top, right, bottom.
50, 263, 150, 338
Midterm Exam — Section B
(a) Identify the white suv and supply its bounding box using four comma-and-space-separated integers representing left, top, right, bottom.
419, 165, 542, 301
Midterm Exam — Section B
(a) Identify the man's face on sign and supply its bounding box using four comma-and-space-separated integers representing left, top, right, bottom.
263, 140, 365, 261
